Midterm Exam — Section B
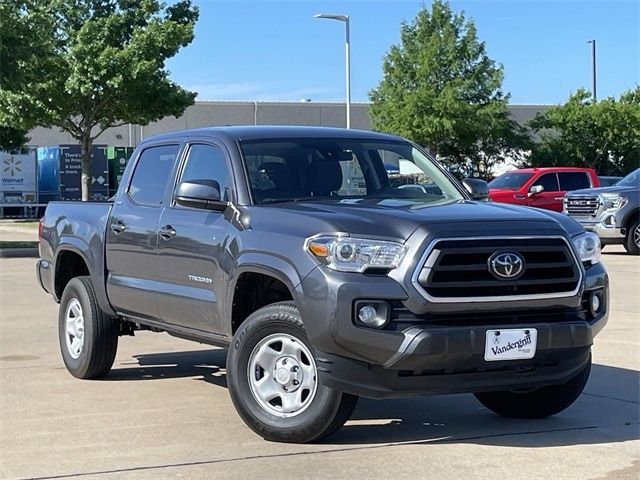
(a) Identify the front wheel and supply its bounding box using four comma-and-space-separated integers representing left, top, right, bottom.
474, 355, 591, 418
624, 219, 640, 255
226, 302, 358, 443
58, 276, 118, 379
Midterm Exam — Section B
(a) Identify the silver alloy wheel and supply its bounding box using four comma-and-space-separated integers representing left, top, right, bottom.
247, 333, 318, 418
634, 224, 640, 248
65, 298, 85, 359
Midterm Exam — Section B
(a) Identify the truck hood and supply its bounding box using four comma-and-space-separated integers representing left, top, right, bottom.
568, 185, 637, 196
248, 198, 582, 240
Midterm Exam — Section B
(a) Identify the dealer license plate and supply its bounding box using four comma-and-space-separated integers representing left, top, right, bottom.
484, 328, 537, 361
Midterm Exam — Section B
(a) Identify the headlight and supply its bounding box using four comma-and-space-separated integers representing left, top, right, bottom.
572, 232, 601, 264
601, 193, 628, 210
305, 235, 406, 272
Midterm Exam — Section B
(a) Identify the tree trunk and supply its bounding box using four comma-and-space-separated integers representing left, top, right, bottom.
80, 133, 92, 201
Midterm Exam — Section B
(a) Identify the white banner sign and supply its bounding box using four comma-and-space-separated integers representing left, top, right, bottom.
1, 150, 37, 192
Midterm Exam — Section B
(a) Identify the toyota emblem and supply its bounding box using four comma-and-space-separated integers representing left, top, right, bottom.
488, 252, 525, 279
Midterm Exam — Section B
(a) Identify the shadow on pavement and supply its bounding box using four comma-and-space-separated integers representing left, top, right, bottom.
106, 349, 639, 447
107, 349, 229, 388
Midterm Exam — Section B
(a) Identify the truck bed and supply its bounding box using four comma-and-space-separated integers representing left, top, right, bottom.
38, 201, 113, 302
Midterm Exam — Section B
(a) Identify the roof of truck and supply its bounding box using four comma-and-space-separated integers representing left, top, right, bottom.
513, 167, 596, 173
143, 125, 406, 143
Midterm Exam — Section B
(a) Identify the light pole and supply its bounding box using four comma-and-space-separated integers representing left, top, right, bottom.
587, 39, 597, 101
314, 13, 351, 129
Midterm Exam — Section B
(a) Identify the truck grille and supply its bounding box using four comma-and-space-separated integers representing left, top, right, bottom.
565, 196, 599, 217
413, 237, 582, 301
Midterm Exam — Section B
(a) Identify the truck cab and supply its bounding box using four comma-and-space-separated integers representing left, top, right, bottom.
489, 167, 599, 212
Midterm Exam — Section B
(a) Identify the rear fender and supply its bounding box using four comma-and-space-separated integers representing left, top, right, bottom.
54, 238, 116, 316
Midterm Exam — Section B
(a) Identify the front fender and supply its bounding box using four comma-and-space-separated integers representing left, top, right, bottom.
223, 251, 315, 336
621, 207, 639, 229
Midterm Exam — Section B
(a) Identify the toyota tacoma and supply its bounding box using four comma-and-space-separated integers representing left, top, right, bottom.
37, 126, 609, 443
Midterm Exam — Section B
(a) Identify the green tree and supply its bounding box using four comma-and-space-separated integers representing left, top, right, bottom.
0, 127, 29, 152
0, 0, 199, 200
369, 0, 527, 178
0, 0, 57, 151
528, 87, 640, 175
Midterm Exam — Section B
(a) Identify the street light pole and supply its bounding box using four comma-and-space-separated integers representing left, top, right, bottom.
587, 39, 597, 101
345, 16, 351, 129
315, 13, 351, 129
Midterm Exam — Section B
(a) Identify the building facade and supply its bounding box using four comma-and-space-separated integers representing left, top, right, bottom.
26, 101, 548, 148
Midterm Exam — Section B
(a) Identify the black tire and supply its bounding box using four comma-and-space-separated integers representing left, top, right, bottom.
623, 219, 640, 255
226, 301, 358, 443
474, 355, 591, 418
58, 276, 118, 379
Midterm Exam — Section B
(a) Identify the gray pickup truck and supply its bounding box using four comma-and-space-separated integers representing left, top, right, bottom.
564, 168, 640, 255
37, 126, 608, 443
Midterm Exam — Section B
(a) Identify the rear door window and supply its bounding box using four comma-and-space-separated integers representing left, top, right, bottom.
128, 145, 179, 206
531, 173, 559, 192
558, 172, 591, 191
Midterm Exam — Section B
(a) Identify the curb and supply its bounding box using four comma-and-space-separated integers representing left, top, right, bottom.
0, 248, 39, 258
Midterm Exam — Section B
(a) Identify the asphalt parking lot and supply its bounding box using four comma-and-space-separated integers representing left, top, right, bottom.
1, 248, 638, 480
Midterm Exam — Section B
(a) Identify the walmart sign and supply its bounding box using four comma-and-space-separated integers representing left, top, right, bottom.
1, 151, 36, 192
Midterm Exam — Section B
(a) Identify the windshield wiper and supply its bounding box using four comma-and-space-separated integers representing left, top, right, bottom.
260, 196, 318, 204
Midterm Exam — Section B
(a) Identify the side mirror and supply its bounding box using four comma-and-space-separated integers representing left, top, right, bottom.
462, 178, 489, 201
529, 184, 544, 196
175, 179, 225, 210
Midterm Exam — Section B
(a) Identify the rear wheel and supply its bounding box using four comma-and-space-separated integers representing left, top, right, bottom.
474, 355, 591, 418
624, 219, 640, 255
226, 302, 358, 443
58, 276, 118, 379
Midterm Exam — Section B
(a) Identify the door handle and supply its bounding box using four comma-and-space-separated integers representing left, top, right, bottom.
110, 222, 126, 234
159, 225, 176, 240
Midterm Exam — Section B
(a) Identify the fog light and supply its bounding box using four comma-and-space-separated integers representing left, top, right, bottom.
358, 305, 377, 324
355, 302, 389, 328
590, 291, 602, 315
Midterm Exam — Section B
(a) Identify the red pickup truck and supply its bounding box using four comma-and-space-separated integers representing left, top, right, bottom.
489, 167, 599, 212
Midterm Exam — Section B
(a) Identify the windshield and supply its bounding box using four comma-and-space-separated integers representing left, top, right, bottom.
617, 169, 640, 187
239, 138, 464, 205
489, 172, 533, 190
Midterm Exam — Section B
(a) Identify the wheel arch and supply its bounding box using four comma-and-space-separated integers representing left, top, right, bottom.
52, 240, 116, 316
227, 254, 308, 336
622, 207, 640, 230
53, 247, 92, 300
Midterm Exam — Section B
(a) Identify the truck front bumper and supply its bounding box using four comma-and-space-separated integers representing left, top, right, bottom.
316, 326, 596, 399
580, 221, 625, 241
298, 262, 608, 399
571, 215, 626, 241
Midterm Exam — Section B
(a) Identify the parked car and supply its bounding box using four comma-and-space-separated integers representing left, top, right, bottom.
564, 168, 640, 254
37, 126, 608, 443
489, 167, 599, 212
597, 176, 623, 187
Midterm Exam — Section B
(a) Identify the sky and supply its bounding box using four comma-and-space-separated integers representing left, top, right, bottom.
166, 0, 640, 105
